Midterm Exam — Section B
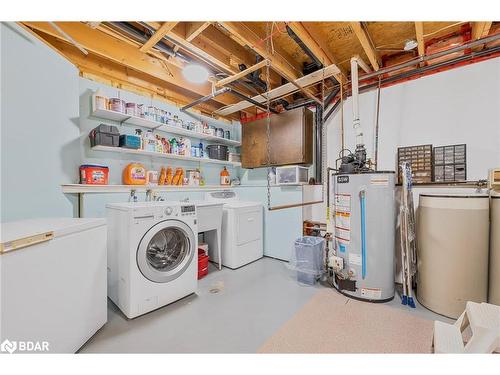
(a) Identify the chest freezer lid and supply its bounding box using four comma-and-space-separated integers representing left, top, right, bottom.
1, 218, 106, 254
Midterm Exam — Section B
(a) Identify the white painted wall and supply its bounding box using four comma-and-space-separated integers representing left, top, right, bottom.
303, 57, 500, 223
327, 57, 500, 179
1, 23, 80, 221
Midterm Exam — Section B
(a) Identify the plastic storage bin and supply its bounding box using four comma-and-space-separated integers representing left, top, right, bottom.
79, 164, 109, 185
198, 248, 209, 280
89, 124, 120, 147
206, 144, 228, 161
119, 134, 141, 149
294, 236, 324, 285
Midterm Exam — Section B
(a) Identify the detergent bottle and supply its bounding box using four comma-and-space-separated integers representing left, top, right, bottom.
170, 138, 178, 155
220, 166, 230, 186
123, 163, 147, 185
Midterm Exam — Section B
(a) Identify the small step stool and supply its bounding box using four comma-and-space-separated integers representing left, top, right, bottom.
433, 302, 500, 353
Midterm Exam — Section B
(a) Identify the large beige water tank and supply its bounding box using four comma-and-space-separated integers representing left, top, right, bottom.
417, 193, 490, 318
489, 194, 500, 305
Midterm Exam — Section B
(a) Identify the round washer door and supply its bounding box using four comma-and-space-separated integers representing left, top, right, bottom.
137, 219, 195, 283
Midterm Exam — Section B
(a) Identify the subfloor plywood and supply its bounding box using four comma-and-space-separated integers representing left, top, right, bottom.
259, 288, 434, 353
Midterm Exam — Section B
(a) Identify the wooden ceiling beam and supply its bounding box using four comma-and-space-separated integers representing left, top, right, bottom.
221, 22, 303, 81
30, 31, 227, 116
471, 21, 493, 40
215, 59, 268, 88
215, 63, 340, 116
146, 22, 239, 75
139, 22, 178, 53
286, 22, 345, 83
21, 22, 239, 109
471, 22, 493, 51
185, 22, 211, 42
220, 22, 321, 101
199, 25, 282, 87
415, 22, 425, 57
349, 22, 381, 71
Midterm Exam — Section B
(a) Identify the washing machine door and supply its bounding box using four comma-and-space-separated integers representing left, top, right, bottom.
137, 220, 195, 283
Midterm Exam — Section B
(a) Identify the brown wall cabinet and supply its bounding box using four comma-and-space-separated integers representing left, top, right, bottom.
241, 107, 313, 169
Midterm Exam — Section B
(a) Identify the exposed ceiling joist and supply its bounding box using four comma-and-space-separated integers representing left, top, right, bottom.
139, 22, 178, 53
215, 63, 340, 116
471, 22, 493, 51
286, 21, 345, 83
21, 22, 240, 110
220, 22, 320, 100
221, 22, 301, 80
24, 30, 226, 115
185, 21, 211, 42
472, 21, 493, 40
415, 22, 425, 57
215, 59, 268, 88
349, 22, 381, 71
146, 22, 239, 75
95, 23, 184, 69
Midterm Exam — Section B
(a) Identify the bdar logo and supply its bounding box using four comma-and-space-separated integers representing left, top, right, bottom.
1, 339, 17, 354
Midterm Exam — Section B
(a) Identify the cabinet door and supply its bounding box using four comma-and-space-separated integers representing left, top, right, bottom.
241, 108, 313, 168
270, 109, 306, 166
241, 117, 267, 168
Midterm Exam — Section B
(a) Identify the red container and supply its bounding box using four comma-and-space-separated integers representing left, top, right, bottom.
80, 164, 109, 185
197, 249, 209, 280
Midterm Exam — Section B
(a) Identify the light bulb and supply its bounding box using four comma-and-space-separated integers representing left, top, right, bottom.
182, 64, 209, 84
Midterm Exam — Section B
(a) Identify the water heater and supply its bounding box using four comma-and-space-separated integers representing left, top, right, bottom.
330, 172, 396, 302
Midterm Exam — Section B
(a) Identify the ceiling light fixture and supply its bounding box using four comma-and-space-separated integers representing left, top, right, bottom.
404, 39, 418, 51
182, 64, 209, 84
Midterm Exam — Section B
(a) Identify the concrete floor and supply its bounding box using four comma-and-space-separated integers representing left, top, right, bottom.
80, 257, 449, 353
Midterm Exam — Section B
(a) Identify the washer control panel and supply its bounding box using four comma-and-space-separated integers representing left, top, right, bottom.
181, 204, 196, 216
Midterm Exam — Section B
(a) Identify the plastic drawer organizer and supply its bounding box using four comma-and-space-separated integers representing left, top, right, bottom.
433, 144, 467, 182
397, 144, 433, 184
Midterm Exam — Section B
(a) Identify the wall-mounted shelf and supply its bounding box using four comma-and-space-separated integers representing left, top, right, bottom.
91, 107, 241, 147
62, 184, 236, 194
90, 145, 242, 167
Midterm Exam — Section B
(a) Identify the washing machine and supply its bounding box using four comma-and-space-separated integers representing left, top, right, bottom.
205, 191, 263, 269
106, 201, 197, 319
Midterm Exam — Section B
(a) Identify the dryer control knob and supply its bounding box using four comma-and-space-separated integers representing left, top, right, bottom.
165, 207, 173, 216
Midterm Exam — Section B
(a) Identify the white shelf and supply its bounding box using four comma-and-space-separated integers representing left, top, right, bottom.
91, 108, 130, 122
90, 145, 242, 167
62, 184, 235, 194
90, 107, 241, 147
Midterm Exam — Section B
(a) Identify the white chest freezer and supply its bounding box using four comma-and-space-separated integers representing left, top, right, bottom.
0, 218, 107, 353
